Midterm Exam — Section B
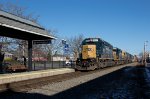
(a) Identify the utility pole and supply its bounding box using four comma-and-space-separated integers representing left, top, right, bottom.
144, 41, 148, 66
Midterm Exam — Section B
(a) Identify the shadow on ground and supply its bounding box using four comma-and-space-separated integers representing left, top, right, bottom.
0, 65, 149, 99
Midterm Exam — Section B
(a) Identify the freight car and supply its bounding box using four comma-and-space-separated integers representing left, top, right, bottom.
76, 38, 133, 70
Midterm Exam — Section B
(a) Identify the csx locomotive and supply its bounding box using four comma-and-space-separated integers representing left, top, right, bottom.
76, 38, 133, 70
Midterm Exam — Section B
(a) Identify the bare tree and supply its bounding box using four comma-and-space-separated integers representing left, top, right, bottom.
0, 2, 39, 22
32, 29, 58, 61
139, 52, 143, 57
0, 36, 14, 52
68, 34, 84, 60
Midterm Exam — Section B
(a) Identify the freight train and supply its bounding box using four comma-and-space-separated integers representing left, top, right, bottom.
76, 38, 133, 70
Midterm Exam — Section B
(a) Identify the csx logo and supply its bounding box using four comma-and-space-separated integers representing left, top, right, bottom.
85, 48, 93, 51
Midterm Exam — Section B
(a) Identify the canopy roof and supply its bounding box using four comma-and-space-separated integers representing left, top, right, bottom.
0, 10, 55, 40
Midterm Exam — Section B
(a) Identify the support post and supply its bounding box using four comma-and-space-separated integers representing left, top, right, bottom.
28, 40, 32, 71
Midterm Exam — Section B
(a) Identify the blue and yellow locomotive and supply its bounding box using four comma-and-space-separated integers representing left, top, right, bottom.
76, 38, 114, 70
76, 38, 133, 70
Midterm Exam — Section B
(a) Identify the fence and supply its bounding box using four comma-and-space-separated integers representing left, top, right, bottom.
32, 61, 75, 71
0, 60, 76, 73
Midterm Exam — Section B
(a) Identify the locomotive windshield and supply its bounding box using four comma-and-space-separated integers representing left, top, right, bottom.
85, 38, 99, 43
82, 38, 101, 45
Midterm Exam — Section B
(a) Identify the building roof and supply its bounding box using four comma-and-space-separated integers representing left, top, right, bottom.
0, 10, 55, 40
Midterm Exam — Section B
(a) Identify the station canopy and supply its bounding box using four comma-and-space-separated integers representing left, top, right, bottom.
0, 10, 56, 71
0, 10, 55, 40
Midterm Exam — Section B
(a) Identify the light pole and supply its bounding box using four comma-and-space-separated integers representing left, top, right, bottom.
144, 41, 148, 65
62, 39, 66, 66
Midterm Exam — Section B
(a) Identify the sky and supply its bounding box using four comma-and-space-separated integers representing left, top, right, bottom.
0, 0, 150, 55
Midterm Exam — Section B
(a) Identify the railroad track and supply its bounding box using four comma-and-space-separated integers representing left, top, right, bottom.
0, 70, 98, 92
0, 63, 134, 93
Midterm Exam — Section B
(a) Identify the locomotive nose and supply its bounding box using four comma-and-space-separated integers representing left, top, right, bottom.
82, 45, 96, 59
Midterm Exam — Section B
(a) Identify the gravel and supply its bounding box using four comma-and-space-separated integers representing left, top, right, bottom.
2, 63, 147, 99
27, 63, 134, 96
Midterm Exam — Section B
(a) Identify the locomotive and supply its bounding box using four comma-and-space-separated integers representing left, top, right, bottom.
76, 38, 133, 70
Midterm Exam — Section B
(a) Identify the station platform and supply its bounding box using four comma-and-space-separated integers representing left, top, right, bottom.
0, 68, 75, 85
